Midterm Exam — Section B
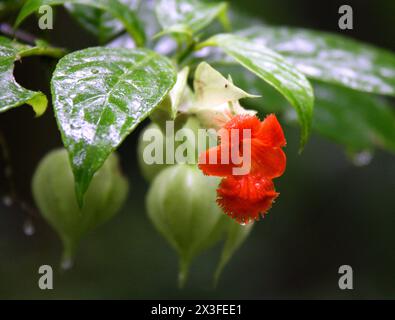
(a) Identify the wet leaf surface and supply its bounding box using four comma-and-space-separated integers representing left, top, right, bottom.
51, 47, 176, 205
16, 0, 146, 46
238, 26, 395, 96
0, 36, 48, 116
155, 0, 228, 37
218, 64, 395, 155
65, 0, 139, 44
203, 34, 314, 148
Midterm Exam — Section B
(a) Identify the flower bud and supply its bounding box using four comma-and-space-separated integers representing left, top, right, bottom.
32, 148, 128, 268
146, 164, 224, 287
137, 116, 212, 181
137, 122, 171, 181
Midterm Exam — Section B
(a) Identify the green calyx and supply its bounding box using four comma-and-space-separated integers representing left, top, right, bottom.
32, 148, 129, 268
146, 163, 254, 287
146, 164, 223, 287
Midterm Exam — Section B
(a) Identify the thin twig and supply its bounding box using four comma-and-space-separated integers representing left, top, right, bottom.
0, 23, 37, 45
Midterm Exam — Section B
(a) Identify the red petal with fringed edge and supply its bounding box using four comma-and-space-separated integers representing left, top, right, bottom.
217, 175, 279, 224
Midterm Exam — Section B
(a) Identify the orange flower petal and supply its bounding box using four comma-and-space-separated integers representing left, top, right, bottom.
249, 139, 286, 178
257, 114, 286, 147
198, 145, 236, 176
198, 114, 287, 179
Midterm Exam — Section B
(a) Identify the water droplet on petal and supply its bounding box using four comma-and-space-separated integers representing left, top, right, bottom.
351, 150, 373, 166
23, 219, 35, 236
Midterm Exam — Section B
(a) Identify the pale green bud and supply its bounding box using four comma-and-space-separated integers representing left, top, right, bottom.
32, 149, 128, 268
146, 164, 224, 287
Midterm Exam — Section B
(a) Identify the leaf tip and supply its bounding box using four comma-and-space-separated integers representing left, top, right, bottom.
27, 93, 48, 117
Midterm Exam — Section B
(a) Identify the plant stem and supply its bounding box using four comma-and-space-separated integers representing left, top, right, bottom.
1, 23, 66, 59
19, 46, 66, 59
178, 256, 191, 289
0, 23, 36, 45
194, 39, 216, 51
177, 41, 197, 66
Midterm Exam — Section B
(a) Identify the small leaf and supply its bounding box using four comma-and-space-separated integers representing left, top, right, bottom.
0, 36, 50, 116
51, 47, 176, 205
193, 61, 258, 109
155, 0, 228, 38
65, 0, 139, 44
15, 0, 146, 46
169, 67, 190, 117
149, 67, 190, 129
238, 26, 395, 96
152, 67, 190, 122
189, 62, 257, 129
214, 220, 253, 285
201, 34, 314, 148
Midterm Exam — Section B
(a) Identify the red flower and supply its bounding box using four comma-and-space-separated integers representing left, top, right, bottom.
198, 114, 286, 224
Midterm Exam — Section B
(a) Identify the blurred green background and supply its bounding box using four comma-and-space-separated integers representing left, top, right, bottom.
1, 0, 395, 299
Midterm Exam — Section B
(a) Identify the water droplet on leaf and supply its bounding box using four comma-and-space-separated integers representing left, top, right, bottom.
350, 150, 373, 166
2, 195, 12, 207
23, 218, 35, 236
61, 256, 74, 271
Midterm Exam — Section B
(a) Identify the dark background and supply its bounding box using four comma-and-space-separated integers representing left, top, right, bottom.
0, 0, 395, 299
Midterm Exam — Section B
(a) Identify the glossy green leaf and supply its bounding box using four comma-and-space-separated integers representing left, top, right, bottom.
65, 0, 139, 44
15, 0, 145, 46
238, 26, 395, 96
51, 47, 176, 205
214, 220, 253, 285
0, 36, 64, 115
105, 1, 162, 49
201, 34, 314, 148
155, 0, 229, 38
216, 64, 395, 155
312, 83, 395, 154
0, 0, 25, 17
